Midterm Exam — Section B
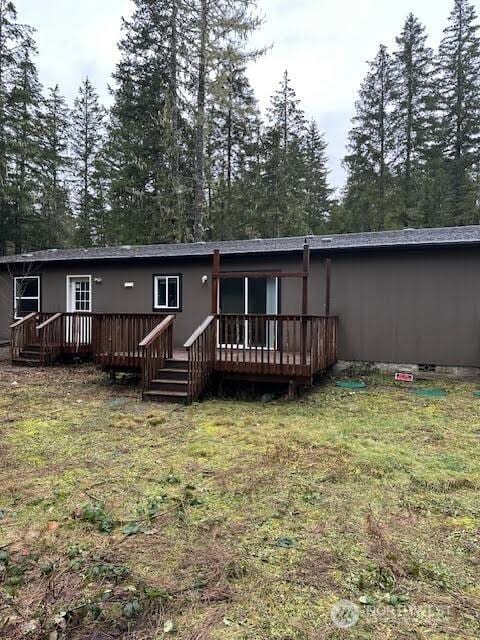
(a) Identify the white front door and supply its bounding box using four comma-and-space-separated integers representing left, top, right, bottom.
67, 276, 92, 313
66, 276, 92, 345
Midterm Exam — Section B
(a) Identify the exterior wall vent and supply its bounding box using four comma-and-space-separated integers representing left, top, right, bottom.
321, 237, 333, 243
418, 363, 436, 373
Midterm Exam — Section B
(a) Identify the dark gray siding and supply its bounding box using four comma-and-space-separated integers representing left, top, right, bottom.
0, 271, 13, 340
1, 246, 480, 367
314, 248, 480, 367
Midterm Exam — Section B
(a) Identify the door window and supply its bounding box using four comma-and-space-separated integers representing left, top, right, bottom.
219, 276, 278, 347
74, 280, 91, 311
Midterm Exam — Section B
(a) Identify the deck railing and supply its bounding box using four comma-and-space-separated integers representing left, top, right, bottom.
139, 315, 175, 394
93, 313, 168, 368
184, 315, 216, 402
310, 315, 338, 372
62, 312, 93, 353
216, 314, 338, 378
11, 313, 40, 361
36, 313, 63, 365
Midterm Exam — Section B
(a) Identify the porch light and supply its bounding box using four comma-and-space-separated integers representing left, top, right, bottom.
201, 275, 208, 284
94, 277, 102, 284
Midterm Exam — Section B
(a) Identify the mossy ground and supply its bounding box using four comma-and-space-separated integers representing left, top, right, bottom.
0, 362, 479, 639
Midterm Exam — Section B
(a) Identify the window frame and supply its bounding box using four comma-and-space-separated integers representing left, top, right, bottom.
153, 274, 182, 311
14, 275, 41, 320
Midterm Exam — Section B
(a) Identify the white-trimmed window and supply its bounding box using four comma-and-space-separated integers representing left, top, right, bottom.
154, 275, 181, 310
14, 276, 41, 319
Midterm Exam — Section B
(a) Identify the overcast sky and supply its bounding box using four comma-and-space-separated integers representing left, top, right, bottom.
17, 0, 454, 190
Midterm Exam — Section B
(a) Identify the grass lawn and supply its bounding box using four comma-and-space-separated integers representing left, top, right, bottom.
0, 362, 479, 639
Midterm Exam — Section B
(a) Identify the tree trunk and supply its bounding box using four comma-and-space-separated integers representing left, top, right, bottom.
193, 0, 208, 241
170, 0, 182, 241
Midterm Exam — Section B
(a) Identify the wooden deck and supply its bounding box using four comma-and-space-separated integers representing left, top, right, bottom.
11, 312, 338, 402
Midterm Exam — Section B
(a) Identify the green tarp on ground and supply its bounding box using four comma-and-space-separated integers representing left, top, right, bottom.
336, 381, 367, 390
413, 388, 447, 398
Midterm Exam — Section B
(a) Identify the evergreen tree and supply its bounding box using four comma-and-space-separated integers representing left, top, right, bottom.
70, 77, 106, 246
260, 70, 310, 237
108, 0, 190, 245
343, 45, 394, 231
8, 32, 42, 251
0, 0, 31, 254
184, 0, 263, 240
436, 0, 480, 225
303, 121, 332, 233
206, 59, 260, 239
391, 14, 433, 227
37, 85, 72, 247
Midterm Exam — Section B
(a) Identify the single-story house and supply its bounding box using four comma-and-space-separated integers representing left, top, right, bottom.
1, 225, 480, 400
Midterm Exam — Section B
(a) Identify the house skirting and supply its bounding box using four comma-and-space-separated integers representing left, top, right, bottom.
334, 360, 480, 379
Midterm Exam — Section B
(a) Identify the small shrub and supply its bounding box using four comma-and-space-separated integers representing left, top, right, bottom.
77, 501, 115, 534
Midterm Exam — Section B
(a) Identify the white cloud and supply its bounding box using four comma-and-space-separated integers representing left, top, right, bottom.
16, 0, 455, 189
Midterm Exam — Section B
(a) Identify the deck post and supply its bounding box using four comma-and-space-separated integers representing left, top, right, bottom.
301, 244, 310, 365
325, 258, 331, 316
288, 379, 298, 400
212, 249, 220, 314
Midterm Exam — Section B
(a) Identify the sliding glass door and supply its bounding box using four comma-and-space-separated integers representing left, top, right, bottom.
219, 276, 278, 348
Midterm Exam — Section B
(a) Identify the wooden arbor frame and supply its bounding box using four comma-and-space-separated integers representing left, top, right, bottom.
210, 244, 332, 317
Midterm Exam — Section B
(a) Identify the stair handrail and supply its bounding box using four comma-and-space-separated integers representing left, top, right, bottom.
10, 312, 38, 329
10, 312, 39, 362
183, 315, 217, 402
139, 315, 175, 394
36, 312, 62, 331
36, 313, 64, 366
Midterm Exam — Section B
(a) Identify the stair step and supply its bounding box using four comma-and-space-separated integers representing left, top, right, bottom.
164, 358, 188, 370
12, 358, 41, 367
156, 367, 188, 380
23, 345, 42, 352
149, 379, 188, 392
143, 390, 188, 403
20, 350, 43, 358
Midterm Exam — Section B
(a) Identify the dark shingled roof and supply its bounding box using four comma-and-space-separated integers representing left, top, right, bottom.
1, 225, 480, 265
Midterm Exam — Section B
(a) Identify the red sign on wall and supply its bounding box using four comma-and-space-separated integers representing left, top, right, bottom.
395, 372, 414, 382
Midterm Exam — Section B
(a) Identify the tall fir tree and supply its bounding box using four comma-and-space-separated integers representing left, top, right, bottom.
436, 0, 480, 225
37, 85, 72, 248
8, 32, 42, 251
391, 14, 433, 227
108, 0, 191, 245
184, 0, 263, 240
0, 0, 32, 254
206, 59, 260, 239
260, 70, 310, 237
70, 78, 106, 246
343, 45, 394, 231
303, 121, 332, 233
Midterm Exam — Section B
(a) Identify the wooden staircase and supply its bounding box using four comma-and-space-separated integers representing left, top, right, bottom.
143, 357, 189, 403
12, 344, 43, 367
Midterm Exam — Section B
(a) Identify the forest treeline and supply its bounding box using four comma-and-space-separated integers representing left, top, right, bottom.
0, 0, 479, 255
